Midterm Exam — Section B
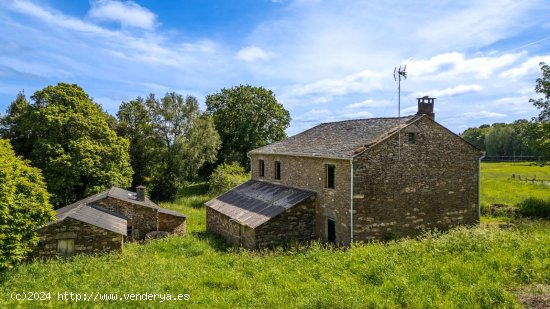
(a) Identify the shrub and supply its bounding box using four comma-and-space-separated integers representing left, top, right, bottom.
0, 139, 55, 269
517, 198, 550, 219
208, 163, 249, 195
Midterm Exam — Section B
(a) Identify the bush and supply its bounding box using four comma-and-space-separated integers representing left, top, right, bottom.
0, 139, 55, 269
208, 163, 249, 195
517, 198, 550, 219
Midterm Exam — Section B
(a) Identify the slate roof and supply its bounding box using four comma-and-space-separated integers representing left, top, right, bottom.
50, 204, 127, 235
249, 115, 419, 159
64, 187, 159, 210
158, 208, 187, 218
63, 186, 186, 218
205, 180, 315, 228
39, 187, 186, 233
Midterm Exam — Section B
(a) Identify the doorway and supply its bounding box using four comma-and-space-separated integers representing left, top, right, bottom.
327, 218, 336, 243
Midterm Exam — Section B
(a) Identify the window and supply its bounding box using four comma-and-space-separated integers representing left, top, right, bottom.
57, 239, 74, 257
325, 164, 335, 189
407, 132, 416, 144
259, 160, 265, 177
274, 161, 281, 180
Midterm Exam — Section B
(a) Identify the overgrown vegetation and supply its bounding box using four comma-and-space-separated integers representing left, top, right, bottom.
0, 139, 54, 269
480, 162, 550, 216
517, 197, 550, 219
0, 84, 133, 207
117, 93, 221, 201
207, 162, 250, 195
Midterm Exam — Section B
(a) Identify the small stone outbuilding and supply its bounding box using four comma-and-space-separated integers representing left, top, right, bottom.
34, 186, 186, 257
206, 97, 483, 248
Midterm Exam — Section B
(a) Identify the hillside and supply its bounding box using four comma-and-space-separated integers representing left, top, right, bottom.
0, 163, 549, 308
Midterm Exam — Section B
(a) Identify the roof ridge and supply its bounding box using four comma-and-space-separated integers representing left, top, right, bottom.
319, 115, 414, 125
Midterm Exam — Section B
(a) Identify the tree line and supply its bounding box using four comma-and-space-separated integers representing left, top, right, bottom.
461, 63, 550, 160
460, 120, 542, 157
0, 83, 290, 207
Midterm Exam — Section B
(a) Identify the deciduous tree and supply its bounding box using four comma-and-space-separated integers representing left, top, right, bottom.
117, 93, 221, 201
530, 62, 550, 157
0, 83, 133, 207
205, 85, 290, 168
0, 139, 55, 269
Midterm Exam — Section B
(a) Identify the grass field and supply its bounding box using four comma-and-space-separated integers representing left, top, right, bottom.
480, 162, 550, 210
0, 163, 549, 308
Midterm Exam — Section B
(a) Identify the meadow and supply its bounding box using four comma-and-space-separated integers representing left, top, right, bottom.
0, 162, 549, 308
480, 161, 550, 209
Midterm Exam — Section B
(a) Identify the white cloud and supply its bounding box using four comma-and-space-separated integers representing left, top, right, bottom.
6, 0, 218, 67
459, 111, 507, 120
89, 0, 156, 30
499, 55, 550, 78
345, 99, 392, 109
413, 84, 483, 98
285, 70, 382, 98
407, 52, 522, 80
236, 46, 271, 62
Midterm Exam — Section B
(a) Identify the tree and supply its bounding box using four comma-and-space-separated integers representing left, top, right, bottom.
208, 162, 250, 195
0, 139, 55, 269
0, 83, 133, 207
484, 126, 515, 156
530, 62, 550, 158
461, 126, 488, 150
117, 93, 221, 201
205, 85, 291, 168
117, 97, 159, 187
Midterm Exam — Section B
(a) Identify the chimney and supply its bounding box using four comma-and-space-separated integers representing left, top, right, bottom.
136, 185, 145, 201
417, 96, 435, 120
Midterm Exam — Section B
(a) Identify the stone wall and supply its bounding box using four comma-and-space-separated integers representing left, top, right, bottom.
250, 154, 352, 244
352, 116, 481, 241
92, 197, 157, 240
158, 213, 186, 235
206, 207, 255, 248
34, 218, 123, 258
254, 198, 316, 248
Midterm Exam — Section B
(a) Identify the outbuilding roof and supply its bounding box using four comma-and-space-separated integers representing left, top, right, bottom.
249, 115, 418, 159
205, 180, 315, 228
64, 186, 159, 210
50, 204, 127, 235
39, 187, 186, 234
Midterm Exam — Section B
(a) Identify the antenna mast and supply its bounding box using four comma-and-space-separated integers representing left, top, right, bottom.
393, 65, 407, 160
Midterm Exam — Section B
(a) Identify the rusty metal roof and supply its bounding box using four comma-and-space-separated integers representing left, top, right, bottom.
205, 180, 315, 228
249, 116, 418, 159
46, 204, 127, 235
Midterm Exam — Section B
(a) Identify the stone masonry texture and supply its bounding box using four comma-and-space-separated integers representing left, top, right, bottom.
352, 116, 481, 241
92, 197, 158, 240
210, 115, 481, 247
34, 218, 123, 258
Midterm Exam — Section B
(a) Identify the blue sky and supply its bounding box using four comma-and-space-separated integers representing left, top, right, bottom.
1, 0, 550, 135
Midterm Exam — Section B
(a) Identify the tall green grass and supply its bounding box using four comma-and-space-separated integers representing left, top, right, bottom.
1, 166, 549, 308
1, 221, 548, 308
480, 162, 550, 210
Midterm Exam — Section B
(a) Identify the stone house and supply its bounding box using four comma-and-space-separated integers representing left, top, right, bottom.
206, 97, 483, 248
34, 186, 186, 257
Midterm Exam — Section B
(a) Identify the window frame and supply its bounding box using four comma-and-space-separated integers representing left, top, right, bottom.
274, 161, 281, 180
325, 164, 336, 189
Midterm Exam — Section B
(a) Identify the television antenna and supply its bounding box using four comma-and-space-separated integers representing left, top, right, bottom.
393, 65, 407, 160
